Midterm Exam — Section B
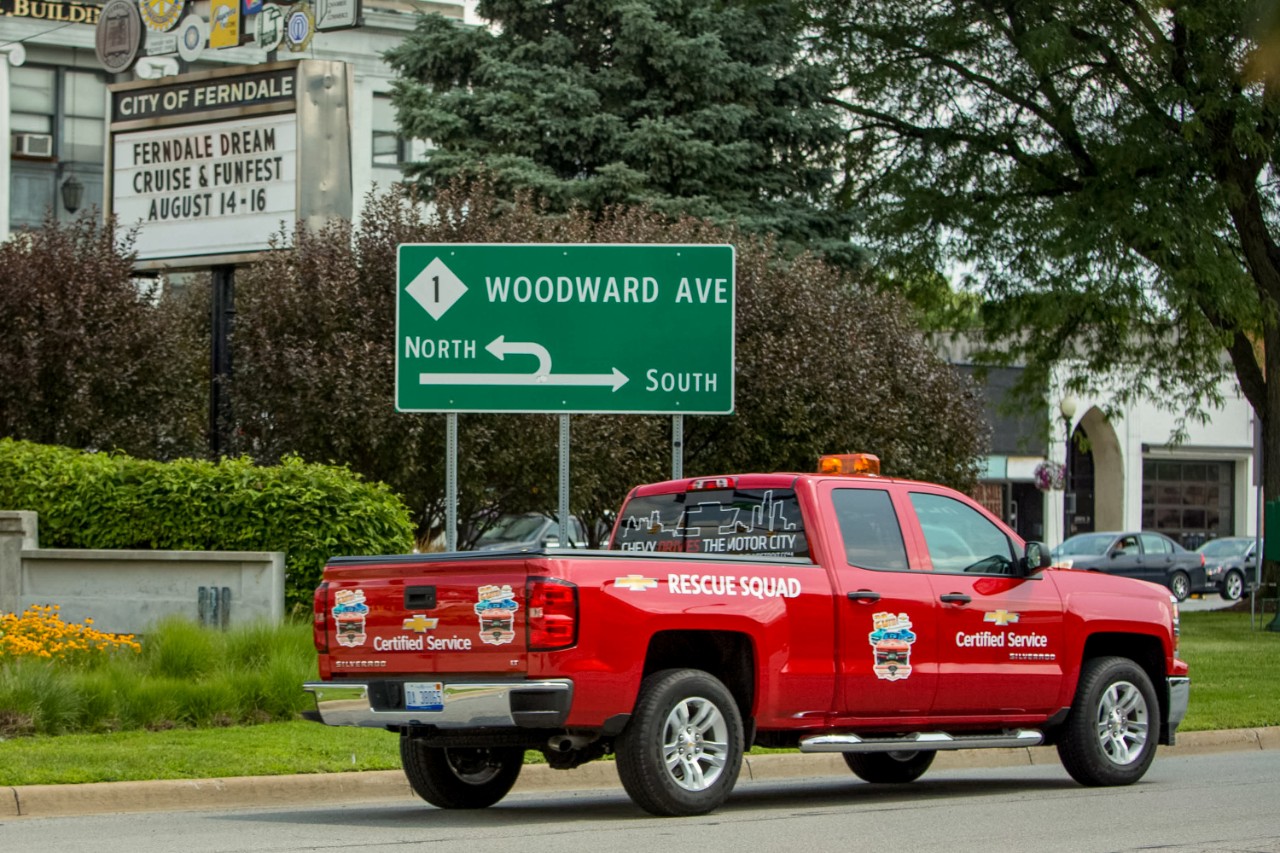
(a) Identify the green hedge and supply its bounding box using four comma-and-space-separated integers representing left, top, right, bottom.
0, 439, 415, 613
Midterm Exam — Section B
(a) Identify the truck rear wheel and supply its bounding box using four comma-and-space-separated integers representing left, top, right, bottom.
400, 739, 523, 809
615, 668, 744, 817
843, 750, 935, 783
1056, 656, 1159, 786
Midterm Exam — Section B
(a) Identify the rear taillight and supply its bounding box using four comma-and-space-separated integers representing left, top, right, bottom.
527, 577, 577, 651
313, 582, 329, 653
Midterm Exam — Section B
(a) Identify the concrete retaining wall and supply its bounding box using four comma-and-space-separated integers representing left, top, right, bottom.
0, 510, 284, 634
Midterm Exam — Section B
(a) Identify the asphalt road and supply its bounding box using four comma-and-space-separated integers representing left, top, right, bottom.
1, 749, 1276, 853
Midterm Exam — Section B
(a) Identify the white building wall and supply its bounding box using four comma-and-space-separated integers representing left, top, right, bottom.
1049, 370, 1257, 547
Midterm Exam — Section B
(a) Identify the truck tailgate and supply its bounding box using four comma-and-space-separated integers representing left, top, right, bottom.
319, 553, 532, 677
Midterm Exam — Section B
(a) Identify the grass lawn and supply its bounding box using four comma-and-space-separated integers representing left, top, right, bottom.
1178, 608, 1280, 731
0, 609, 1276, 787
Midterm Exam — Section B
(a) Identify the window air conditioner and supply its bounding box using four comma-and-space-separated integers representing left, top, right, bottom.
13, 133, 54, 158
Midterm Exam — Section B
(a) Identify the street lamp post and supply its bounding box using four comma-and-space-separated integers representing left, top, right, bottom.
1059, 395, 1078, 542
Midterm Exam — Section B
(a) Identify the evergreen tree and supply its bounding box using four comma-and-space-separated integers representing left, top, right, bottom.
385, 0, 852, 255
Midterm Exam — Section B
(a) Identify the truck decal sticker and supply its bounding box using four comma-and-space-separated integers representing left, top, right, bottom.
403, 615, 439, 632
332, 589, 369, 648
333, 659, 386, 668
615, 575, 658, 591
964, 611, 1054, 658
666, 573, 802, 598
375, 636, 424, 651
957, 628, 1053, 656
869, 612, 916, 681
614, 490, 807, 557
474, 584, 519, 645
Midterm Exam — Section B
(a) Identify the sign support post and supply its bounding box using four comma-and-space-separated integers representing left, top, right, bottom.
445, 413, 458, 552
558, 415, 570, 547
672, 415, 684, 480
209, 264, 235, 457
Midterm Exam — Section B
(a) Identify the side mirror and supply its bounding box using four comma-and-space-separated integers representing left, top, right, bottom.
1022, 541, 1051, 574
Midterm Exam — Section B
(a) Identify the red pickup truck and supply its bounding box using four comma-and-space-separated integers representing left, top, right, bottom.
304, 454, 1189, 817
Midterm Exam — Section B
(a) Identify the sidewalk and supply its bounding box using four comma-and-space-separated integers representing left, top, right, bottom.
5, 726, 1277, 819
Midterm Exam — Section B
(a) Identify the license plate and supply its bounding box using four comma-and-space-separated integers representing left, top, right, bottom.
404, 682, 444, 712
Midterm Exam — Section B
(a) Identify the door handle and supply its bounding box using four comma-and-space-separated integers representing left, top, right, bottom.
939, 593, 972, 604
846, 590, 881, 602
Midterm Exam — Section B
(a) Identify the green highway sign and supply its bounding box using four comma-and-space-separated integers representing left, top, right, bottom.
395, 244, 735, 413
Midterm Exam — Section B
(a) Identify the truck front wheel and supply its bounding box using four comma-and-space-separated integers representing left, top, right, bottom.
400, 739, 523, 809
615, 668, 744, 817
1056, 656, 1160, 786
843, 750, 935, 783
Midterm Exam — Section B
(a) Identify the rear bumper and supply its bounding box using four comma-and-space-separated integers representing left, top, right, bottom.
302, 679, 573, 729
1165, 676, 1190, 742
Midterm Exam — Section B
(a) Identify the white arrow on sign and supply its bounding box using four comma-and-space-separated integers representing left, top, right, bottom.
486, 335, 551, 375
419, 336, 630, 391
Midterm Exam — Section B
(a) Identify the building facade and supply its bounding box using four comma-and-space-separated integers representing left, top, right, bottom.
944, 331, 1259, 549
2, 0, 462, 241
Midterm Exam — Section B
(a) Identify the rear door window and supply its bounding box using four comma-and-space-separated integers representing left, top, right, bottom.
612, 488, 809, 558
1140, 533, 1170, 555
831, 488, 909, 570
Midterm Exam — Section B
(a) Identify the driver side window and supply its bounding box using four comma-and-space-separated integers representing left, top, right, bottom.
909, 492, 1016, 574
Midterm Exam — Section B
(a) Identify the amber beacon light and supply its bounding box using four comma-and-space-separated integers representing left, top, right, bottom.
817, 453, 881, 476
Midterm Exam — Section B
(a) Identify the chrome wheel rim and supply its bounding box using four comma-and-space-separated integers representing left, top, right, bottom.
1094, 680, 1149, 766
661, 696, 731, 791
1171, 574, 1189, 600
445, 749, 504, 785
1225, 573, 1243, 599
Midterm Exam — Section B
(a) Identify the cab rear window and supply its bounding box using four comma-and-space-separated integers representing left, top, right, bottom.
612, 488, 810, 559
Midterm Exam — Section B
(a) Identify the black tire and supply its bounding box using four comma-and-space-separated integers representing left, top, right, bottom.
1056, 656, 1160, 787
615, 668, 744, 817
1220, 570, 1244, 602
843, 751, 935, 783
400, 739, 523, 809
1169, 571, 1190, 602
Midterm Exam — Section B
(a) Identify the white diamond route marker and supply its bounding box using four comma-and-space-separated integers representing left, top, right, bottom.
406, 257, 467, 320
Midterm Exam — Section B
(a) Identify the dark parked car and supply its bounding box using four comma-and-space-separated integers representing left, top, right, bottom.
1051, 531, 1207, 601
472, 513, 589, 551
1195, 537, 1262, 601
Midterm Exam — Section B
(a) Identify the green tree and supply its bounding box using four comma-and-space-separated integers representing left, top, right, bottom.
384, 0, 853, 256
813, 0, 1276, 540
0, 213, 205, 460
231, 183, 987, 544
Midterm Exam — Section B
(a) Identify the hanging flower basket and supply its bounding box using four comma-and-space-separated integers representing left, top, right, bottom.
1034, 461, 1065, 492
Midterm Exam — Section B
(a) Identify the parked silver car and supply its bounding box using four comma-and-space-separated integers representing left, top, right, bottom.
1195, 537, 1261, 601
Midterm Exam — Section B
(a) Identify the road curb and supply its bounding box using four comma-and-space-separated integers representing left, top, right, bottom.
5, 726, 1277, 819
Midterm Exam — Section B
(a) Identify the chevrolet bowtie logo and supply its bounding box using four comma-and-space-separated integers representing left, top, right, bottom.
615, 575, 658, 591
984, 610, 1021, 626
403, 615, 439, 632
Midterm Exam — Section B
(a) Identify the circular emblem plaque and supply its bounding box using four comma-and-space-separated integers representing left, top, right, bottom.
255, 5, 286, 53
177, 14, 209, 63
138, 0, 186, 33
95, 0, 144, 74
284, 3, 314, 52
